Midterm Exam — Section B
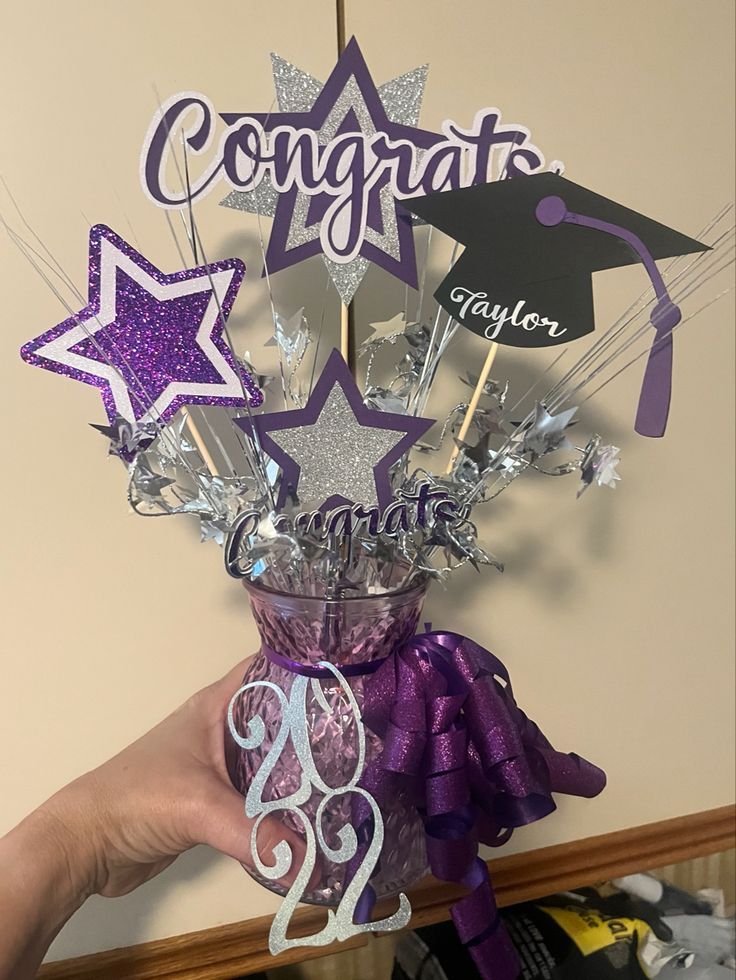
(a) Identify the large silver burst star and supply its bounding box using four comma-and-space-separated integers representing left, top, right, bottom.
220, 54, 428, 304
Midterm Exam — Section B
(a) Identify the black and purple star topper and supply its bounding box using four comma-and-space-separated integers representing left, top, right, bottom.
220, 38, 444, 301
236, 349, 434, 512
21, 225, 262, 453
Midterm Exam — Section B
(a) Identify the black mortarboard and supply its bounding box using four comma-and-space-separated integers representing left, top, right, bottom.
403, 173, 708, 348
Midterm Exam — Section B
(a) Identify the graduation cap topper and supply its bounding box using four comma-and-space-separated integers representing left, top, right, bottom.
403, 173, 708, 437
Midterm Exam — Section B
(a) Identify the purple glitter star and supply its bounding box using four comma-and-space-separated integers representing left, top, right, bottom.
221, 38, 444, 291
21, 224, 261, 443
235, 348, 434, 512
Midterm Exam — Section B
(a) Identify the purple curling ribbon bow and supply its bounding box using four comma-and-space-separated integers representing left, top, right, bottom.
355, 630, 607, 980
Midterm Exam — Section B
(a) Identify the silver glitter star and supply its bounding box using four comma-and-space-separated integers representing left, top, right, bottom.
219, 177, 279, 219
377, 66, 429, 126
322, 254, 370, 306
220, 55, 428, 304
270, 52, 324, 112
280, 73, 403, 303
267, 385, 407, 510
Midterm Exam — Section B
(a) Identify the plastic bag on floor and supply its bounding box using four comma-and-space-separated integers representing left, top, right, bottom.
393, 893, 693, 979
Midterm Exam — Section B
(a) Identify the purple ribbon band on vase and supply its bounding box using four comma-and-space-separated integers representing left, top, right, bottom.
262, 644, 387, 678
351, 630, 607, 980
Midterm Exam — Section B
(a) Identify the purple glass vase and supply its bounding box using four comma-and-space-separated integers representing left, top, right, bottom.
226, 569, 430, 907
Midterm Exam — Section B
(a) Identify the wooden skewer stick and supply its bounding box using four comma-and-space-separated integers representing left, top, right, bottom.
445, 342, 500, 474
339, 302, 357, 375
336, 0, 346, 52
181, 407, 220, 477
335, 4, 356, 376
340, 302, 350, 366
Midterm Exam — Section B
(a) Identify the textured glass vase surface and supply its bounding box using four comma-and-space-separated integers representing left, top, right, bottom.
226, 569, 430, 907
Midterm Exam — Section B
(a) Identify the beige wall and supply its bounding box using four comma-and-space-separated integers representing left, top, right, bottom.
0, 0, 733, 962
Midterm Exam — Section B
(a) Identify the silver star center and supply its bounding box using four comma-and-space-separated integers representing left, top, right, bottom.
268, 385, 405, 509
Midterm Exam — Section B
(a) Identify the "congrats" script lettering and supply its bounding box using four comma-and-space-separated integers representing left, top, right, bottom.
141, 94, 560, 265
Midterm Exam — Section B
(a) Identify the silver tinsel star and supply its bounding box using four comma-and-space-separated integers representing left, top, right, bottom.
364, 313, 412, 347
130, 456, 176, 498
396, 320, 432, 381
426, 520, 504, 573
90, 415, 157, 458
473, 405, 508, 439
364, 386, 411, 414
458, 373, 508, 406
265, 308, 308, 365
455, 430, 494, 472
578, 437, 622, 497
237, 355, 274, 391
515, 402, 578, 458
152, 412, 196, 460
200, 519, 229, 544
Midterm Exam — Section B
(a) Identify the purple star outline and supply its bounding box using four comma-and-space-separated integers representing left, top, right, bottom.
235, 348, 434, 511
221, 37, 445, 289
21, 225, 262, 440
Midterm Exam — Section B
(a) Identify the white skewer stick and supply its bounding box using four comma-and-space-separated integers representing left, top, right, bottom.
445, 342, 500, 473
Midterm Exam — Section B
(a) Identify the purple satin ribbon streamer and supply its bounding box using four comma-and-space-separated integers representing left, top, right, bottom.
262, 644, 387, 679
352, 630, 607, 980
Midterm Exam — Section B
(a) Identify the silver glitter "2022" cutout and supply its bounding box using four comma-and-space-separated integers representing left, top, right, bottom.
227, 661, 411, 954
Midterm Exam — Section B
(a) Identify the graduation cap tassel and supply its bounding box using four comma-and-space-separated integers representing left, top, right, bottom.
547, 220, 732, 419
633, 320, 674, 437
535, 195, 682, 437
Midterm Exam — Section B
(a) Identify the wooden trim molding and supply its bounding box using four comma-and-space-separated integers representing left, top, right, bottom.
39, 804, 735, 980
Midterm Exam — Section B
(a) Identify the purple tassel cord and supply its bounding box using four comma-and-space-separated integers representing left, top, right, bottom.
354, 631, 607, 980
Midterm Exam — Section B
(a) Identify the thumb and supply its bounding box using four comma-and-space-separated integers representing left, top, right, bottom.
207, 657, 254, 711
195, 779, 311, 887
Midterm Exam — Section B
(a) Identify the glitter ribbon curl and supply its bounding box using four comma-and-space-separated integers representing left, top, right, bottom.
354, 630, 607, 980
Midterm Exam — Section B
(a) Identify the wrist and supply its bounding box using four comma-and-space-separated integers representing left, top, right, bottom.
3, 802, 95, 916
0, 798, 97, 978
33, 776, 107, 903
